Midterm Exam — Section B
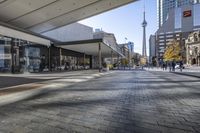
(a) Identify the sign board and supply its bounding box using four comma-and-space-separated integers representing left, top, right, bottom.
0, 54, 11, 60
183, 10, 192, 17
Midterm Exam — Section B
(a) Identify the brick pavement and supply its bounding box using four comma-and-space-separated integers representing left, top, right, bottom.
0, 70, 101, 89
0, 70, 200, 133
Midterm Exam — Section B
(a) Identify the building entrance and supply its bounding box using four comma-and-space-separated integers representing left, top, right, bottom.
11, 39, 26, 73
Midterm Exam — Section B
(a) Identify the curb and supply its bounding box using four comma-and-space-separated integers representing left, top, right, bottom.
173, 72, 200, 78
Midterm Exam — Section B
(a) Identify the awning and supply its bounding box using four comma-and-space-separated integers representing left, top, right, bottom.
0, 25, 50, 46
0, 0, 137, 34
55, 39, 124, 58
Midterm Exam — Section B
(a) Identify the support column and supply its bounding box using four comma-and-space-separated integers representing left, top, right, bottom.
117, 55, 119, 70
83, 53, 86, 70
59, 48, 62, 70
111, 51, 113, 70
11, 38, 15, 73
48, 47, 51, 71
128, 51, 130, 69
89, 55, 92, 69
98, 43, 102, 72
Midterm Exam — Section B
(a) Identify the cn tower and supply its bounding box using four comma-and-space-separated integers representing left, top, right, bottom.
142, 7, 147, 57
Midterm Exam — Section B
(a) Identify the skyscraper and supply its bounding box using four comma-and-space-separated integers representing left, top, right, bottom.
157, 0, 200, 28
142, 10, 147, 57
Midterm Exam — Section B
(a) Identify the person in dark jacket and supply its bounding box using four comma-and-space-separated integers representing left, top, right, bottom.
179, 61, 183, 72
172, 60, 176, 72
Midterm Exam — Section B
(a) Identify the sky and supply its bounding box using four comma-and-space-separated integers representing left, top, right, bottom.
79, 0, 157, 55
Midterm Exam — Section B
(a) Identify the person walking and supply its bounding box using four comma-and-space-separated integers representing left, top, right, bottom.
162, 63, 165, 71
179, 61, 183, 72
168, 61, 172, 72
165, 61, 168, 70
172, 60, 176, 72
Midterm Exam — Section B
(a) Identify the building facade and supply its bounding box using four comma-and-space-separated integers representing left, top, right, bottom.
93, 30, 123, 67
42, 23, 93, 42
155, 3, 200, 63
157, 0, 200, 28
149, 35, 156, 64
0, 25, 51, 73
156, 32, 186, 63
118, 42, 134, 67
185, 31, 200, 65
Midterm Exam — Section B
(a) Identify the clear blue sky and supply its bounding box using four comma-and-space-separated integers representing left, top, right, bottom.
79, 0, 157, 55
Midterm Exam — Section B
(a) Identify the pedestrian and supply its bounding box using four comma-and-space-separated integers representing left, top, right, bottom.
162, 63, 165, 71
168, 62, 172, 72
179, 61, 183, 72
172, 60, 176, 72
165, 61, 168, 70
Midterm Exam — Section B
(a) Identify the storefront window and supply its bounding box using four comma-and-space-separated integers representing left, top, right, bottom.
0, 36, 12, 72
26, 47, 41, 72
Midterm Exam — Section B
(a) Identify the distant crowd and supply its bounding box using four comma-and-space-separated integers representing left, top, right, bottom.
148, 60, 184, 72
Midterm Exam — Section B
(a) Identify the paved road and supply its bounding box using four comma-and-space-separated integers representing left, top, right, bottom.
0, 70, 200, 133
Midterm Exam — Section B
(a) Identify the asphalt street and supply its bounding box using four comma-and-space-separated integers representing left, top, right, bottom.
0, 70, 200, 133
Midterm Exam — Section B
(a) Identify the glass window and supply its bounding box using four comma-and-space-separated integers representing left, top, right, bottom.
159, 36, 164, 38
166, 35, 173, 38
194, 4, 200, 26
0, 36, 11, 72
159, 43, 165, 45
166, 39, 174, 42
27, 47, 41, 72
0, 45, 4, 68
175, 8, 182, 29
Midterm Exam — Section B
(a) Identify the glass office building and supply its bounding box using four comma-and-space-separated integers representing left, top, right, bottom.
157, 0, 200, 28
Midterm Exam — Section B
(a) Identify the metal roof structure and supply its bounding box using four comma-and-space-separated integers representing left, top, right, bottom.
56, 39, 124, 58
0, 0, 136, 34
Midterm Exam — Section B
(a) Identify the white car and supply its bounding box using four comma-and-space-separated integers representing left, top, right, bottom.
175, 64, 185, 69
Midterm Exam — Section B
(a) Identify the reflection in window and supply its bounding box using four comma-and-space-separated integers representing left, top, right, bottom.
175, 8, 182, 29
194, 4, 200, 26
0, 36, 11, 72
0, 45, 4, 68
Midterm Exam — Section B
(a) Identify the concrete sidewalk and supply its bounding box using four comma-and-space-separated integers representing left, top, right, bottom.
145, 67, 200, 78
0, 70, 200, 133
0, 70, 113, 107
173, 71, 200, 78
0, 70, 109, 89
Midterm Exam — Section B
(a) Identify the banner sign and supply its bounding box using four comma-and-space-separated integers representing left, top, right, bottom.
183, 10, 192, 17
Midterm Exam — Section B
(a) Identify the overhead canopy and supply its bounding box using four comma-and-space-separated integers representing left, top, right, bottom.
0, 25, 51, 46
0, 0, 136, 34
55, 39, 124, 58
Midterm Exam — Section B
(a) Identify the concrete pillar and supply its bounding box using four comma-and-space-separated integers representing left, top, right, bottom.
128, 51, 130, 69
98, 43, 102, 72
59, 48, 62, 70
83, 53, 86, 69
89, 55, 92, 69
117, 55, 119, 70
111, 51, 113, 70
11, 38, 15, 73
48, 47, 51, 71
